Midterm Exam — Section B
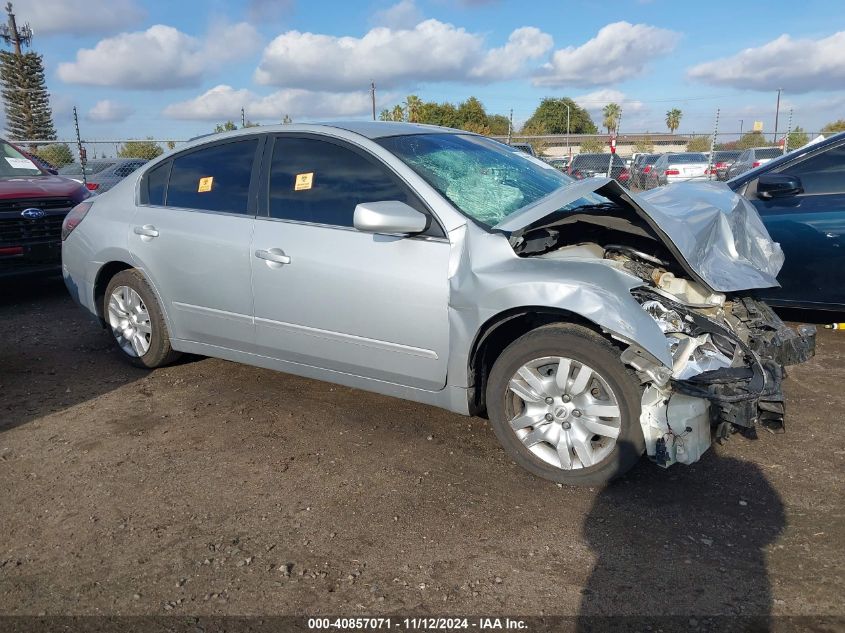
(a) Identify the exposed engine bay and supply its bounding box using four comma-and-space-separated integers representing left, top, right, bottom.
510, 198, 816, 468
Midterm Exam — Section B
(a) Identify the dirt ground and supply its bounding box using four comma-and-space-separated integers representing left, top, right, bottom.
1, 277, 843, 624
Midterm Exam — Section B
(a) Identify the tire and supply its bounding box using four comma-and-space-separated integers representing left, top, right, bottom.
486, 323, 645, 486
104, 269, 180, 369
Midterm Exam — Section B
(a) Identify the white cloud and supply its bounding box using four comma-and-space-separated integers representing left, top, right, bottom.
535, 21, 679, 87
162, 84, 377, 121
255, 19, 553, 90
471, 27, 553, 80
574, 89, 647, 130
687, 32, 845, 93
87, 100, 133, 123
373, 0, 424, 30
16, 0, 144, 36
57, 23, 261, 90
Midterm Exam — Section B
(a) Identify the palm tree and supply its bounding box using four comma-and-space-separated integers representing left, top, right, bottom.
378, 109, 392, 121
602, 103, 621, 134
404, 95, 422, 123
666, 108, 683, 134
391, 104, 406, 122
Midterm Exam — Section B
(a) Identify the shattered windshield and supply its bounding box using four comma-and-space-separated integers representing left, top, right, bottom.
379, 133, 598, 227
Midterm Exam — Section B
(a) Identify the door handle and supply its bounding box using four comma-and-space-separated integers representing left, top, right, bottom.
133, 225, 159, 240
255, 248, 291, 266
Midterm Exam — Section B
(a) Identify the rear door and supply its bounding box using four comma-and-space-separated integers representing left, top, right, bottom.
751, 141, 845, 307
129, 137, 263, 350
250, 134, 451, 390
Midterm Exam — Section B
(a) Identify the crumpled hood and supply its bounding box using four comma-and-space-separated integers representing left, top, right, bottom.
495, 177, 784, 293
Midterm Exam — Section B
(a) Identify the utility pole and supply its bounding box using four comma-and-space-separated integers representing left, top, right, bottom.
773, 88, 782, 143
507, 108, 513, 144
0, 3, 32, 56
241, 107, 245, 128
739, 119, 744, 136
73, 106, 86, 187
370, 81, 376, 121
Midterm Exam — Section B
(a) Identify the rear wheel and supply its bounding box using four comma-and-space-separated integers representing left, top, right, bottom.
104, 269, 180, 368
486, 324, 645, 486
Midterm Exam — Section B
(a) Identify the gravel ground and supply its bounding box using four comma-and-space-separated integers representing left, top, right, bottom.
1, 277, 843, 623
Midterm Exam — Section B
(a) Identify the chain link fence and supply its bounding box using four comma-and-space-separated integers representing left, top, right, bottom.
11, 125, 826, 192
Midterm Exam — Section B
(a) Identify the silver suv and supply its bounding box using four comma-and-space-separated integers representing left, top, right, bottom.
61, 122, 815, 485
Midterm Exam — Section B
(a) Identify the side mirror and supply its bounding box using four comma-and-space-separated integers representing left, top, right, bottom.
353, 201, 427, 235
757, 173, 803, 199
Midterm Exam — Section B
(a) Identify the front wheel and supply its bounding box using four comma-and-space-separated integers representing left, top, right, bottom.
104, 269, 180, 368
486, 324, 645, 486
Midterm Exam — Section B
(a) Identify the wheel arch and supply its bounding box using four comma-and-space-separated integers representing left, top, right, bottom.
467, 307, 611, 418
93, 261, 134, 325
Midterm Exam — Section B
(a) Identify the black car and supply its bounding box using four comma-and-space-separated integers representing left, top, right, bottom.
568, 153, 627, 181
728, 132, 845, 309
630, 153, 660, 188
711, 150, 741, 181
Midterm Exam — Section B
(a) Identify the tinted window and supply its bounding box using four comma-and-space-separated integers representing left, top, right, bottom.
781, 144, 845, 194
757, 147, 783, 159
269, 136, 418, 228
714, 151, 740, 161
145, 161, 170, 205
166, 139, 258, 213
666, 153, 707, 163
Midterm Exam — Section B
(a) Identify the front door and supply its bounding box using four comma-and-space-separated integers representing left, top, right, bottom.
753, 141, 845, 308
129, 137, 262, 350
250, 135, 450, 390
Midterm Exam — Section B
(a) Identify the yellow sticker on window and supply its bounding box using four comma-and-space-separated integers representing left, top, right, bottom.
198, 176, 213, 193
294, 172, 314, 191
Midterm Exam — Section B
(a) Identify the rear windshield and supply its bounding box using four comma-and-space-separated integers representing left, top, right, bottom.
642, 154, 660, 164
714, 151, 740, 161
571, 154, 622, 167
666, 153, 707, 163
0, 141, 43, 177
757, 148, 783, 159
59, 161, 115, 176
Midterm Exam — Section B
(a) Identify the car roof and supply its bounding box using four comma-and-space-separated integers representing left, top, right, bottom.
190, 121, 461, 144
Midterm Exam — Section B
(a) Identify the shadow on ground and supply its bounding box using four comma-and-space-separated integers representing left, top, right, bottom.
0, 276, 147, 432
577, 442, 785, 630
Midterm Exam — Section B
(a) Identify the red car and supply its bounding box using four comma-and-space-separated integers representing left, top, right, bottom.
1, 139, 90, 278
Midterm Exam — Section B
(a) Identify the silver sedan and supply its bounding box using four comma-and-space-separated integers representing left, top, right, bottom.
61, 122, 814, 485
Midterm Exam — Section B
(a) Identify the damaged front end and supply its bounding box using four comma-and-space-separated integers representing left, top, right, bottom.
627, 283, 815, 468
501, 178, 817, 468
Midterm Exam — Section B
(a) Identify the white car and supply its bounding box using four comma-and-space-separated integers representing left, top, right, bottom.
648, 153, 710, 187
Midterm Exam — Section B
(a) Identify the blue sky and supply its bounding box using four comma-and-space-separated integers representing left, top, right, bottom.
11, 0, 845, 140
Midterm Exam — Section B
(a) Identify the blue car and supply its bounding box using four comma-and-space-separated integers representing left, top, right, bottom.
728, 132, 845, 310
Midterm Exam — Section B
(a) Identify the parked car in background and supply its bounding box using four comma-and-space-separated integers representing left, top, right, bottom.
630, 153, 659, 188
62, 122, 814, 485
21, 150, 58, 175
509, 142, 536, 157
568, 153, 627, 182
59, 158, 148, 193
547, 157, 571, 172
643, 153, 709, 188
727, 147, 783, 179
0, 138, 90, 278
728, 131, 845, 310
710, 150, 741, 181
